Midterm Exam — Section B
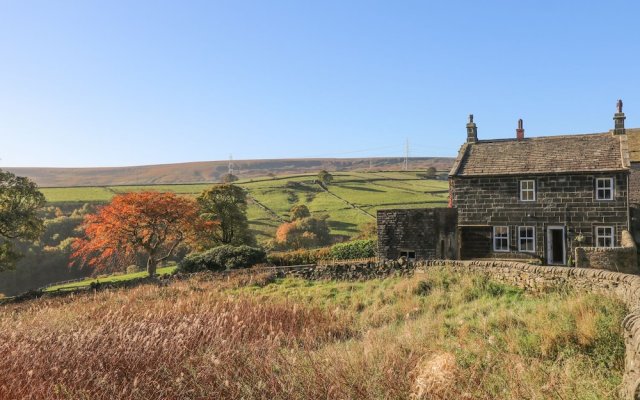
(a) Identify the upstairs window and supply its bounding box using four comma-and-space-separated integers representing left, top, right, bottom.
595, 226, 614, 248
596, 178, 614, 200
518, 226, 535, 252
493, 226, 509, 252
520, 180, 536, 201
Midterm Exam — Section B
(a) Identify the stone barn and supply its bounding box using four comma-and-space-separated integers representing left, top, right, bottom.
377, 208, 457, 261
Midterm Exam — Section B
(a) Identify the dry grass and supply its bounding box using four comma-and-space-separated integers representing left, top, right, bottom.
0, 269, 626, 399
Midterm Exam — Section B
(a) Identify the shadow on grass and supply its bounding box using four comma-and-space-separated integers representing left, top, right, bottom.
335, 185, 385, 193
250, 220, 279, 227
328, 220, 360, 233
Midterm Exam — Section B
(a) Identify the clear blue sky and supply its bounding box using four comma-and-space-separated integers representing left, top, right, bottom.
1, 1, 639, 167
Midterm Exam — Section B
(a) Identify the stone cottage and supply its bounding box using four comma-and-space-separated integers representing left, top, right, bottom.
379, 101, 638, 267
625, 125, 640, 243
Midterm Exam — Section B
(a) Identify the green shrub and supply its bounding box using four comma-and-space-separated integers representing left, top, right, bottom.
268, 240, 377, 266
179, 245, 266, 273
213, 245, 267, 270
179, 252, 209, 273
267, 247, 331, 266
329, 239, 377, 260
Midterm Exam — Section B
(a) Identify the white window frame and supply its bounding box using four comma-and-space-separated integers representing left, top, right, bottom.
493, 226, 509, 252
518, 226, 536, 253
595, 226, 614, 248
400, 250, 416, 260
595, 177, 614, 201
520, 180, 536, 202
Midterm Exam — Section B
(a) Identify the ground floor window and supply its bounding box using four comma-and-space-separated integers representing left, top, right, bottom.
400, 250, 416, 260
518, 226, 535, 252
493, 226, 509, 252
595, 226, 614, 248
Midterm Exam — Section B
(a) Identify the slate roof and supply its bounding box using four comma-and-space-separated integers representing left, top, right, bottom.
625, 128, 640, 163
450, 132, 629, 177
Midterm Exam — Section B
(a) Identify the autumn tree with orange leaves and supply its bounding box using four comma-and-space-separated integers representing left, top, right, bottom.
72, 192, 210, 276
274, 215, 331, 250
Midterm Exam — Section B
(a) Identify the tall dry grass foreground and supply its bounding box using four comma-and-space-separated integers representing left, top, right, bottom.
0, 270, 627, 399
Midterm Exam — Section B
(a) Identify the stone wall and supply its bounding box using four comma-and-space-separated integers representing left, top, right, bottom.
245, 261, 416, 281
575, 230, 638, 273
377, 208, 457, 260
629, 163, 640, 205
450, 172, 630, 262
629, 163, 640, 244
419, 259, 640, 400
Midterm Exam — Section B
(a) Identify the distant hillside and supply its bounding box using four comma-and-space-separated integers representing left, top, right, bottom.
5, 157, 454, 187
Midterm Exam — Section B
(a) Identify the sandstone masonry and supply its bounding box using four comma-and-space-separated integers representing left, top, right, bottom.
377, 208, 457, 261
575, 230, 638, 273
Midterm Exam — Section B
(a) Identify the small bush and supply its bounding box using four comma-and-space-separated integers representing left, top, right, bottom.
179, 245, 266, 272
329, 239, 377, 260
126, 265, 142, 274
179, 252, 210, 273
413, 280, 432, 296
285, 181, 304, 189
290, 204, 311, 220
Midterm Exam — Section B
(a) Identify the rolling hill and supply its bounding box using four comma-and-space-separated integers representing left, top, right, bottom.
38, 171, 451, 239
5, 157, 454, 187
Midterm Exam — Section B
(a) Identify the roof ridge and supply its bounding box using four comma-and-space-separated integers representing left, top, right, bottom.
476, 131, 612, 144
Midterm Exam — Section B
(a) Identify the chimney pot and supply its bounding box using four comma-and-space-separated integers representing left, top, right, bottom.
613, 99, 626, 135
466, 114, 478, 143
516, 119, 525, 141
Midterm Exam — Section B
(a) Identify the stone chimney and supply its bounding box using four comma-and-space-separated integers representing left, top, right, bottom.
516, 119, 524, 141
613, 99, 626, 135
466, 114, 477, 143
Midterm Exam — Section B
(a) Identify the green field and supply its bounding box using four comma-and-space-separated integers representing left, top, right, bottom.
40, 171, 449, 239
43, 265, 177, 292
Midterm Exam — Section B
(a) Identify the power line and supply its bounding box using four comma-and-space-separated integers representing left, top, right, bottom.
301, 145, 399, 158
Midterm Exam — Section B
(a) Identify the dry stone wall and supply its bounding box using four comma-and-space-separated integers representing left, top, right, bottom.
420, 259, 640, 400
575, 230, 638, 274
253, 261, 416, 281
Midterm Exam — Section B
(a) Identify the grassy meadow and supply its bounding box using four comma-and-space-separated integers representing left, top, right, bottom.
42, 265, 177, 292
0, 269, 625, 399
39, 171, 450, 239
